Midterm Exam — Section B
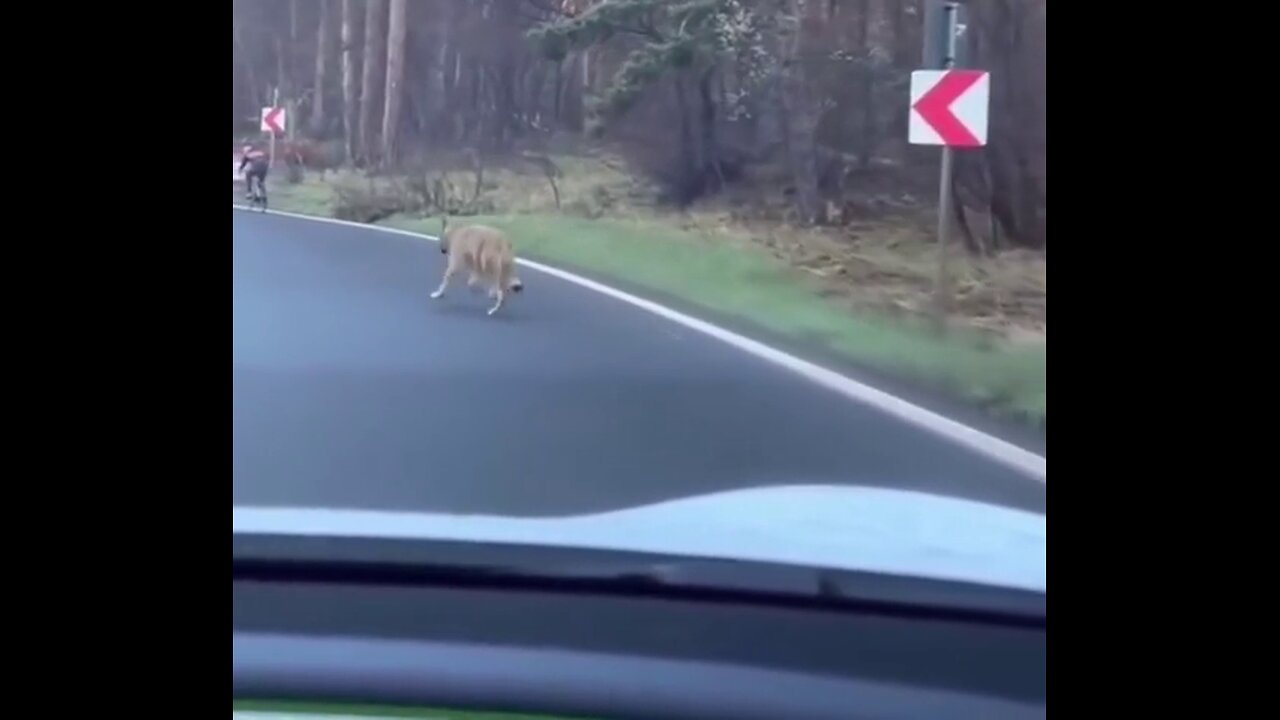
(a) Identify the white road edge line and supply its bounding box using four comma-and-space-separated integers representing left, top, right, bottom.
233, 205, 1046, 482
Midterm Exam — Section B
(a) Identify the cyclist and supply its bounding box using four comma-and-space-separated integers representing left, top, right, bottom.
239, 144, 269, 202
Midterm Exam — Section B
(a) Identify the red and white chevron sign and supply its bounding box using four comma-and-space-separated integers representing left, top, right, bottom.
908, 70, 989, 147
260, 106, 286, 135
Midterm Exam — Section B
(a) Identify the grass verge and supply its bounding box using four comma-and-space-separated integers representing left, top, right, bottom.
249, 177, 1046, 431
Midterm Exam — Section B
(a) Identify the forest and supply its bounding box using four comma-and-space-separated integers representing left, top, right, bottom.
232, 0, 1047, 426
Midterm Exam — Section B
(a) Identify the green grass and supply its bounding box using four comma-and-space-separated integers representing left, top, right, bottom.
266, 177, 339, 216
245, 179, 1046, 429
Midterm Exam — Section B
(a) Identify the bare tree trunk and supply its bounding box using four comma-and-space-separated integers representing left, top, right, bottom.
891, 0, 912, 67
560, 52, 585, 131
275, 35, 288, 101
966, 0, 1046, 249
381, 0, 408, 165
524, 64, 548, 129
855, 0, 875, 168
579, 46, 593, 134
779, 0, 820, 225
673, 75, 700, 202
359, 0, 388, 165
310, 0, 334, 136
472, 63, 486, 145
698, 66, 724, 190
285, 0, 300, 140
341, 0, 360, 163
426, 1, 450, 143
289, 0, 298, 88
448, 49, 464, 142
290, 0, 299, 67
552, 60, 564, 123
235, 21, 262, 113
888, 0, 915, 147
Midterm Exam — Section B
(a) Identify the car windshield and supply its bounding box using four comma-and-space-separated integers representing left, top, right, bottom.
233, 0, 1045, 596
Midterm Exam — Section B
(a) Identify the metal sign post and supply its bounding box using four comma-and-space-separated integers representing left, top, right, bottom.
269, 87, 280, 169
922, 0, 969, 70
933, 3, 960, 321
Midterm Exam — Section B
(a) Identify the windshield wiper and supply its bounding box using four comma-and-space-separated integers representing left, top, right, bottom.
233, 533, 1045, 629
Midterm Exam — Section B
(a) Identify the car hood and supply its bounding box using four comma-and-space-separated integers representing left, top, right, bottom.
233, 485, 1046, 593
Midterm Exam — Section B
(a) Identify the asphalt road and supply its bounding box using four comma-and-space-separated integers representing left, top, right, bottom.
233, 210, 1047, 517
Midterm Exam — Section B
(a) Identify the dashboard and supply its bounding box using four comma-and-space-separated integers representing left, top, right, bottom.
236, 704, 574, 719
233, 534, 1046, 720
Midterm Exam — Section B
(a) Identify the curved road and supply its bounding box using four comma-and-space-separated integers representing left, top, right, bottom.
233, 210, 1047, 517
